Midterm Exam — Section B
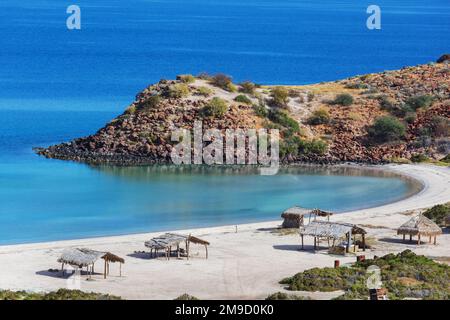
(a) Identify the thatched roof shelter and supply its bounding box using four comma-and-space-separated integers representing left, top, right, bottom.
397, 214, 442, 244
281, 207, 334, 228
299, 221, 366, 253
58, 248, 125, 278
145, 233, 210, 260
58, 248, 105, 268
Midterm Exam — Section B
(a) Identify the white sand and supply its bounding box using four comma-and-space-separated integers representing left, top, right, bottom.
0, 164, 448, 300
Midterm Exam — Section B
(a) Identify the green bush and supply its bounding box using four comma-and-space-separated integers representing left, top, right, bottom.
239, 81, 256, 94
280, 136, 327, 157
138, 95, 161, 111
281, 250, 450, 300
378, 95, 396, 111
210, 73, 234, 91
423, 204, 450, 226
410, 153, 429, 163
404, 112, 417, 124
345, 82, 369, 90
266, 292, 310, 300
201, 97, 228, 118
368, 116, 406, 143
442, 154, 450, 163
331, 93, 354, 106
270, 87, 289, 108
167, 83, 190, 98
253, 103, 268, 118
430, 116, 450, 137
234, 94, 252, 105
405, 95, 434, 110
307, 108, 330, 125
177, 74, 195, 83
0, 289, 121, 300
268, 109, 299, 133
196, 86, 213, 97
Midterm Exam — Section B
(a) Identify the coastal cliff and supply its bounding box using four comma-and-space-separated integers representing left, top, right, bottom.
36, 59, 450, 165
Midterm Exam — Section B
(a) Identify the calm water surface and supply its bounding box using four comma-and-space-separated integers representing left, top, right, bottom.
0, 111, 422, 244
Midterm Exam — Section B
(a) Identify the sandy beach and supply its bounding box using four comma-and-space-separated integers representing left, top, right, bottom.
0, 164, 448, 300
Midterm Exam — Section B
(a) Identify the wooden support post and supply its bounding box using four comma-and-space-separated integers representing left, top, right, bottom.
205, 245, 208, 259
119, 263, 122, 277
177, 244, 180, 259
403, 234, 405, 241
434, 236, 437, 245
417, 234, 421, 245
362, 234, 366, 252
429, 236, 432, 244
409, 234, 412, 241
301, 235, 304, 250
314, 237, 317, 250
61, 263, 65, 277
104, 260, 107, 279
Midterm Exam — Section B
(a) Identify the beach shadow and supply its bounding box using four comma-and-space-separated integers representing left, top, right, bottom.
127, 252, 151, 259
36, 269, 103, 279
378, 237, 429, 245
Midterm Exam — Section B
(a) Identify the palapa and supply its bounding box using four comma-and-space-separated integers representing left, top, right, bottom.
145, 233, 210, 260
57, 248, 125, 278
281, 207, 333, 228
397, 214, 442, 245
299, 221, 366, 253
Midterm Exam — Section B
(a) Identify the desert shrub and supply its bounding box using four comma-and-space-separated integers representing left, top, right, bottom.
441, 154, 450, 163
282, 250, 450, 300
405, 95, 434, 110
253, 103, 268, 118
378, 95, 396, 112
288, 89, 301, 97
197, 72, 212, 80
345, 82, 369, 89
404, 112, 417, 124
423, 204, 450, 226
174, 294, 199, 300
125, 105, 137, 114
300, 139, 328, 155
347, 112, 362, 121
280, 136, 327, 157
201, 97, 228, 118
307, 108, 330, 125
239, 81, 256, 94
367, 116, 406, 143
410, 153, 429, 163
430, 116, 450, 137
196, 86, 213, 97
270, 87, 289, 108
210, 73, 233, 91
234, 94, 252, 105
436, 138, 450, 154
0, 289, 121, 300
167, 83, 190, 98
177, 74, 195, 83
266, 292, 310, 300
138, 95, 161, 111
331, 93, 354, 106
268, 109, 299, 132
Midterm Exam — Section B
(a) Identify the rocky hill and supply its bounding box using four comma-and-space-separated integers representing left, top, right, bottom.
36, 57, 450, 165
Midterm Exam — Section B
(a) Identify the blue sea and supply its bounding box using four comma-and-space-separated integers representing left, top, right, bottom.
0, 0, 447, 244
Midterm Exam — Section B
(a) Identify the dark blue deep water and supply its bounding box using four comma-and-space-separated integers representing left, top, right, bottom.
0, 0, 446, 244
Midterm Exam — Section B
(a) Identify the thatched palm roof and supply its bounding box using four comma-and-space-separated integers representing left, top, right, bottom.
58, 248, 106, 267
397, 215, 442, 237
145, 233, 188, 250
299, 221, 366, 239
282, 206, 311, 217
58, 248, 125, 267
188, 235, 210, 246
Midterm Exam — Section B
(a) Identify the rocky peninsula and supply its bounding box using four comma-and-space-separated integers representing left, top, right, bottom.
35, 57, 450, 165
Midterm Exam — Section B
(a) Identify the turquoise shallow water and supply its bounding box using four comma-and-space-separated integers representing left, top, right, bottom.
0, 111, 422, 245
1, 0, 445, 244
